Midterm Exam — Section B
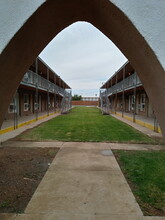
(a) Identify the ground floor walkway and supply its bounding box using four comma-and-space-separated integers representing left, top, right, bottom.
113, 111, 161, 133
1, 112, 51, 130
0, 110, 60, 132
0, 112, 60, 143
111, 114, 164, 142
1, 141, 165, 220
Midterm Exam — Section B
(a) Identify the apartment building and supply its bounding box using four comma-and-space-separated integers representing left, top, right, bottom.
2, 57, 71, 128
100, 61, 160, 132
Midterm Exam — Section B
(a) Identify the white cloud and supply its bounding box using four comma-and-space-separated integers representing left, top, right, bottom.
40, 22, 127, 96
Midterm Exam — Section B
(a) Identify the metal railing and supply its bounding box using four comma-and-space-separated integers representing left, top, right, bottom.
100, 90, 110, 115
21, 70, 70, 97
101, 72, 142, 97
61, 90, 72, 114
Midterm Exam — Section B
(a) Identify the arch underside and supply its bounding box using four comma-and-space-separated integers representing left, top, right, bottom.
0, 0, 165, 139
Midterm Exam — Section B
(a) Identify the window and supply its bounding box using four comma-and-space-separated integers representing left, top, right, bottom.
129, 95, 135, 111
140, 93, 146, 111
132, 95, 135, 104
24, 94, 30, 111
52, 99, 54, 107
131, 95, 135, 110
34, 103, 39, 111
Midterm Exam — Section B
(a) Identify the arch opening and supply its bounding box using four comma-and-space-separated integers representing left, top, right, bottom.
0, 0, 165, 138
39, 21, 127, 97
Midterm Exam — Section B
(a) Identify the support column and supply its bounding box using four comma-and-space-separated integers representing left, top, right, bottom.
133, 73, 137, 123
70, 89, 72, 110
110, 79, 113, 113
47, 67, 49, 116
115, 73, 118, 114
13, 91, 18, 129
35, 58, 39, 120
63, 81, 66, 113
54, 75, 56, 113
122, 66, 125, 118
59, 77, 61, 111
106, 83, 108, 114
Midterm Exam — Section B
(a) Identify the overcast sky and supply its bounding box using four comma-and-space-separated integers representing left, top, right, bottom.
40, 22, 127, 97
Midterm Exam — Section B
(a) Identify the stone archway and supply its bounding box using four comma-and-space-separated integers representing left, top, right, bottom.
0, 0, 165, 138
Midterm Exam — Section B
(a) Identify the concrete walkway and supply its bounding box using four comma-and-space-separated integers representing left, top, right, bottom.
1, 142, 165, 220
21, 142, 143, 219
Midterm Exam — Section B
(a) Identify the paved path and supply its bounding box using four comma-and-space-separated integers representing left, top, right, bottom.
2, 141, 165, 151
1, 142, 165, 220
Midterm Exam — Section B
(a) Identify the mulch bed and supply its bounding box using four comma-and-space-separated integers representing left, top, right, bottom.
0, 146, 59, 213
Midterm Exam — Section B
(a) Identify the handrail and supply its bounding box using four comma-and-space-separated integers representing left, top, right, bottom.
21, 70, 70, 97
100, 72, 142, 97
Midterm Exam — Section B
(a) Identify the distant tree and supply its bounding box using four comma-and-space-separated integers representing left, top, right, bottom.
72, 94, 82, 101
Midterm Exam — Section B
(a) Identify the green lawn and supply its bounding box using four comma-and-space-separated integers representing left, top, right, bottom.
18, 107, 156, 143
113, 150, 165, 216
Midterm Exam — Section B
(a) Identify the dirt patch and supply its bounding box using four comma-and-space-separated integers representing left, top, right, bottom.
0, 146, 59, 213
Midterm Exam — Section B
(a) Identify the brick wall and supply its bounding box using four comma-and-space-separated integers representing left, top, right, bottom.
72, 101, 99, 106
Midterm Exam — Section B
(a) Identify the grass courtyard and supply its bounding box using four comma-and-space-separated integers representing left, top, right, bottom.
15, 106, 165, 216
18, 106, 155, 143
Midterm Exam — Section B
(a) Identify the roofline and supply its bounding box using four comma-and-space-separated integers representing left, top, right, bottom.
101, 60, 129, 89
38, 57, 71, 89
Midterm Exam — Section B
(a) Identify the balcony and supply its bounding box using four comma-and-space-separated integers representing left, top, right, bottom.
21, 70, 70, 97
101, 72, 142, 97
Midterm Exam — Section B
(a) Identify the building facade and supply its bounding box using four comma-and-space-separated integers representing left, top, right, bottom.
100, 61, 160, 132
82, 97, 99, 102
2, 57, 71, 129
72, 97, 99, 106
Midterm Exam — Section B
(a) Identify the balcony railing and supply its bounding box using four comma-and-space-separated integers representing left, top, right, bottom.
21, 70, 69, 97
101, 72, 142, 97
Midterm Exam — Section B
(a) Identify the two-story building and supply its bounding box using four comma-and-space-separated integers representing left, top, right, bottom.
2, 57, 71, 130
100, 61, 160, 132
